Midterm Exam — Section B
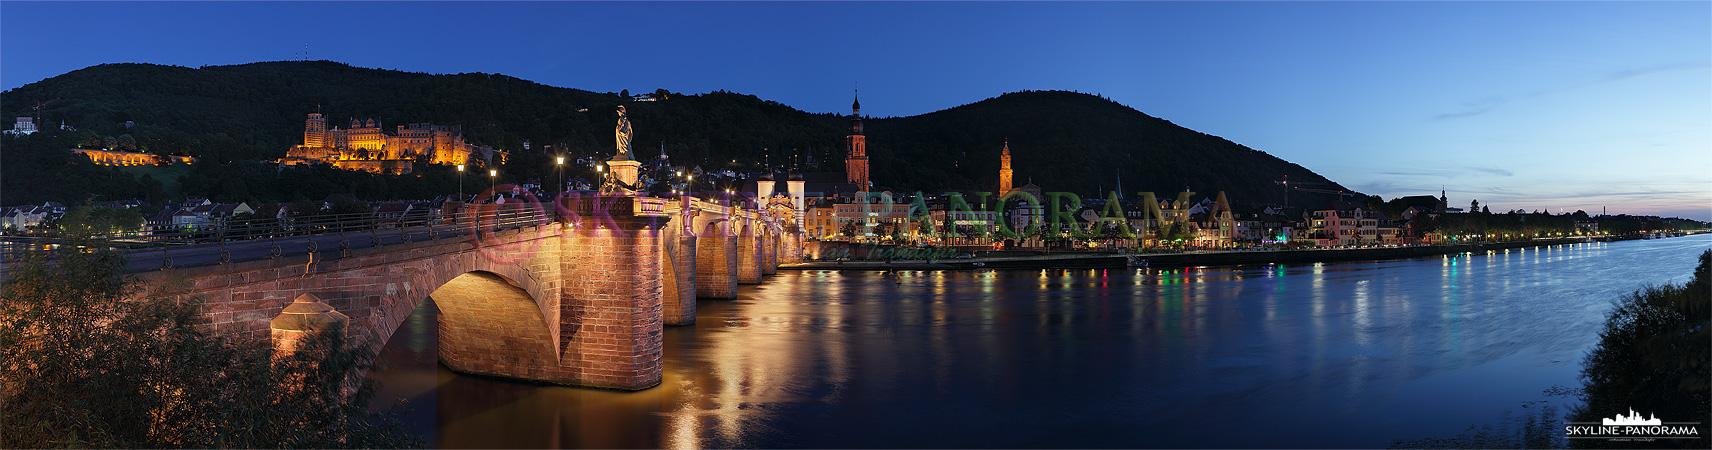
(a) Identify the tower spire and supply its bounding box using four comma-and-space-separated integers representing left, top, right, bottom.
998, 139, 1013, 197
1115, 170, 1124, 200
844, 89, 869, 189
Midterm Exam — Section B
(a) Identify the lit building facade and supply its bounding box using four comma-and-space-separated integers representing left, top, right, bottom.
73, 149, 197, 166
286, 112, 483, 174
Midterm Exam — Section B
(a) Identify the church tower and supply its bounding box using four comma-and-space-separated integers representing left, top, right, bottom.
845, 91, 869, 190
998, 139, 1013, 197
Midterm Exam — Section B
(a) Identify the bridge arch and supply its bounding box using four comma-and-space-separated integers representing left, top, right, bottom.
147, 194, 796, 390
426, 270, 559, 380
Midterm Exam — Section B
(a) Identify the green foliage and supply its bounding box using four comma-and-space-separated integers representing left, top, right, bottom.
6, 63, 1353, 206
0, 243, 421, 448
1567, 250, 1710, 448
1426, 210, 1707, 240
866, 90, 1354, 204
0, 132, 164, 205
56, 203, 146, 237
839, 221, 857, 238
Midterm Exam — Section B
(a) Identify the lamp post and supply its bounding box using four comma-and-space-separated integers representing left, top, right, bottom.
556, 156, 565, 194
489, 169, 497, 198
456, 164, 465, 202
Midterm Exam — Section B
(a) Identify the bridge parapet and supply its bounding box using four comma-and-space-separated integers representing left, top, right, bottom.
102, 189, 805, 391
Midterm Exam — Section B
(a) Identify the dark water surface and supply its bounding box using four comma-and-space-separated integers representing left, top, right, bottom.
368, 236, 1711, 448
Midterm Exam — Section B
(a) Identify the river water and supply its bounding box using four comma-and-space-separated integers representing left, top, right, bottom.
368, 235, 1710, 448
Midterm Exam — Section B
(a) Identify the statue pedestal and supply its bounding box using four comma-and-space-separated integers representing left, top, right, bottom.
607, 159, 642, 192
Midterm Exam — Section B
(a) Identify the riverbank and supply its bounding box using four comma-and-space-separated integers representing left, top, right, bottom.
779, 236, 1650, 270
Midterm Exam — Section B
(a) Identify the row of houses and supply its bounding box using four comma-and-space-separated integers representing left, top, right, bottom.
3, 191, 525, 238
144, 195, 457, 233
794, 189, 1460, 249
0, 203, 62, 231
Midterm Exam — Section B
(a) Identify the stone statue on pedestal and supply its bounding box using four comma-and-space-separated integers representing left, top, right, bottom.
603, 105, 643, 193
614, 105, 634, 162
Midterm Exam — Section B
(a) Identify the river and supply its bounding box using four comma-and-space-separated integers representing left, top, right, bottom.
367, 235, 1710, 448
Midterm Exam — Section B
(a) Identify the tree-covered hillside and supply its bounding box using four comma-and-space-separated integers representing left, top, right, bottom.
2, 61, 1354, 206
865, 90, 1350, 202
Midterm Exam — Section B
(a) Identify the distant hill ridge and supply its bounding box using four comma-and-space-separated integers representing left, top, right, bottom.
2, 61, 1354, 206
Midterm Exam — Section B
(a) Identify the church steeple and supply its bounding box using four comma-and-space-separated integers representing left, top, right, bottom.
844, 89, 869, 189
998, 139, 1013, 197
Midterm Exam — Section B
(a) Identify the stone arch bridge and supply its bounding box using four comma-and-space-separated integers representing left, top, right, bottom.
135, 194, 802, 391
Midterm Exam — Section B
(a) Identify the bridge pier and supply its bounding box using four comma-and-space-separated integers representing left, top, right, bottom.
549, 215, 667, 390
781, 233, 804, 264
695, 221, 737, 299
762, 227, 778, 275
660, 230, 697, 325
737, 221, 761, 284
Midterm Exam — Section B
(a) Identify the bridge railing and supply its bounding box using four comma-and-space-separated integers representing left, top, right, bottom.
0, 203, 550, 270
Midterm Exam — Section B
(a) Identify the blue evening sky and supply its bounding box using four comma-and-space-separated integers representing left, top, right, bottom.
3, 1, 1707, 220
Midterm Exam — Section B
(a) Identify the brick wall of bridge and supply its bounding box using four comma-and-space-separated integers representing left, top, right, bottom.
762, 227, 778, 275
695, 223, 737, 299
553, 222, 665, 389
137, 198, 800, 390
737, 222, 761, 284
781, 233, 803, 264
660, 228, 697, 326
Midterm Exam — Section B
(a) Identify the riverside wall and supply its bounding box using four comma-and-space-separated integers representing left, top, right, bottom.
792, 237, 1610, 270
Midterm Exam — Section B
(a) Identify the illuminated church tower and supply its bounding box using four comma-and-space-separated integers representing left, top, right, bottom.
998, 139, 1013, 197
845, 91, 869, 189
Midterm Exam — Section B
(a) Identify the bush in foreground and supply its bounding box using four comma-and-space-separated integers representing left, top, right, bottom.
1568, 249, 1710, 448
1393, 249, 1709, 450
0, 242, 420, 448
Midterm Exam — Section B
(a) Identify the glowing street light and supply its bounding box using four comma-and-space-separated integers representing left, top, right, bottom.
556, 156, 565, 194
456, 164, 465, 202
489, 169, 497, 195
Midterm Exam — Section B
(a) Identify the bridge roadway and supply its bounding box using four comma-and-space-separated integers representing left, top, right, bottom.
119, 195, 803, 390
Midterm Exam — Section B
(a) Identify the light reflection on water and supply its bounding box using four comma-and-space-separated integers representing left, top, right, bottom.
368, 236, 1711, 448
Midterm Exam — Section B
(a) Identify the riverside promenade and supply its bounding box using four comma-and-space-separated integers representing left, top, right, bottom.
780, 236, 1650, 270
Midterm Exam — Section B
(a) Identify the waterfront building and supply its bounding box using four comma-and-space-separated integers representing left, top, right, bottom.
1192, 192, 1237, 248
831, 193, 914, 238
805, 198, 837, 239
1303, 200, 1407, 247
0, 205, 51, 231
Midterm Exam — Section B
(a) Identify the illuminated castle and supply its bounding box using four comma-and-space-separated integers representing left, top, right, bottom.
286, 112, 491, 174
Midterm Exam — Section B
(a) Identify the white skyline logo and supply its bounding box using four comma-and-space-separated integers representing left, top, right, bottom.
1602, 408, 1663, 426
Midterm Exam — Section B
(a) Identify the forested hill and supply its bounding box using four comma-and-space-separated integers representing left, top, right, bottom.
2, 61, 1354, 206
866, 90, 1351, 202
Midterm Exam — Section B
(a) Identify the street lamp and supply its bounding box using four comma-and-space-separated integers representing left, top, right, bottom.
489, 169, 497, 196
556, 156, 565, 194
456, 164, 465, 202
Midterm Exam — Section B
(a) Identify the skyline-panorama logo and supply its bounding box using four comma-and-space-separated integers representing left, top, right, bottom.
1566, 407, 1701, 443
1603, 408, 1663, 426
